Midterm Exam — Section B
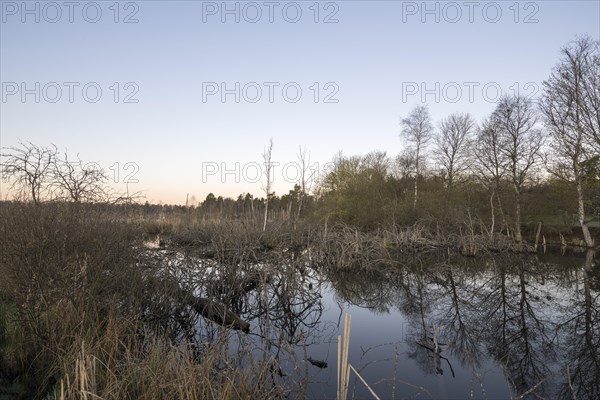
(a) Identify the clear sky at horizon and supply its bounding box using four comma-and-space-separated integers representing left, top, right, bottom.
1, 0, 599, 204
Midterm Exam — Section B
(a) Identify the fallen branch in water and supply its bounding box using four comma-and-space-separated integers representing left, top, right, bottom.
189, 297, 250, 333
171, 285, 250, 333
307, 357, 328, 369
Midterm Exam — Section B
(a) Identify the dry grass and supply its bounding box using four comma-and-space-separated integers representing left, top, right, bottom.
48, 318, 277, 400
0, 203, 284, 399
313, 220, 539, 272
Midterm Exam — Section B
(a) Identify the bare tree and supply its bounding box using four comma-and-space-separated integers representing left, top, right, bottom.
262, 138, 274, 231
393, 149, 416, 181
401, 105, 434, 210
473, 117, 510, 237
52, 151, 108, 202
540, 36, 599, 248
433, 112, 476, 194
363, 150, 390, 176
1, 141, 57, 203
296, 145, 314, 221
492, 95, 544, 242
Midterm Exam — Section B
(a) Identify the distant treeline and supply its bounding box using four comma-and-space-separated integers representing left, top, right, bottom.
1, 36, 599, 246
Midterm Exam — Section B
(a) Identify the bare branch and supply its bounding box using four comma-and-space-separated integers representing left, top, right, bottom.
1, 141, 57, 203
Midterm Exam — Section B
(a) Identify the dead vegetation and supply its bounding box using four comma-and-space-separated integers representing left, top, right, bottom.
0, 203, 304, 399
0, 200, 590, 399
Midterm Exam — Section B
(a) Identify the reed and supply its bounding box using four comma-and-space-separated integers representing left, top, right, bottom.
337, 313, 351, 400
337, 314, 380, 400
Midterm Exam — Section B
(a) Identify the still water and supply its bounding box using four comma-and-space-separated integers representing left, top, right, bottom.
165, 248, 599, 399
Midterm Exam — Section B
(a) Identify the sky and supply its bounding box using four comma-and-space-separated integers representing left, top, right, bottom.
1, 0, 599, 205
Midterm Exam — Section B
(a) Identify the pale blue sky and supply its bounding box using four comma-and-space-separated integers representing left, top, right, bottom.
1, 0, 599, 204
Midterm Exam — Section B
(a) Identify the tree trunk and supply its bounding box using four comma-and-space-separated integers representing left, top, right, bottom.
534, 222, 542, 250
296, 193, 303, 221
514, 186, 522, 242
414, 148, 419, 210
263, 199, 268, 231
489, 188, 495, 239
576, 173, 595, 247
31, 180, 39, 204
494, 183, 509, 236
446, 171, 453, 210
413, 176, 418, 210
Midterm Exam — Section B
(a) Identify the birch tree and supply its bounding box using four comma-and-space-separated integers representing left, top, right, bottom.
540, 36, 599, 247
401, 105, 433, 210
473, 117, 509, 236
296, 145, 314, 221
262, 138, 274, 231
492, 95, 544, 242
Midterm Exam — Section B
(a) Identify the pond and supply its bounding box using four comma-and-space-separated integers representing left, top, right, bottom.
153, 247, 599, 399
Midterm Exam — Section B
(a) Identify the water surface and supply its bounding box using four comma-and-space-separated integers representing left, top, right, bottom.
163, 248, 599, 399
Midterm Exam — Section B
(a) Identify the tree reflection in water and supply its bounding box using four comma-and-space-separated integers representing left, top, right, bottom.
482, 257, 556, 397
324, 250, 599, 399
559, 250, 599, 399
155, 248, 599, 399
